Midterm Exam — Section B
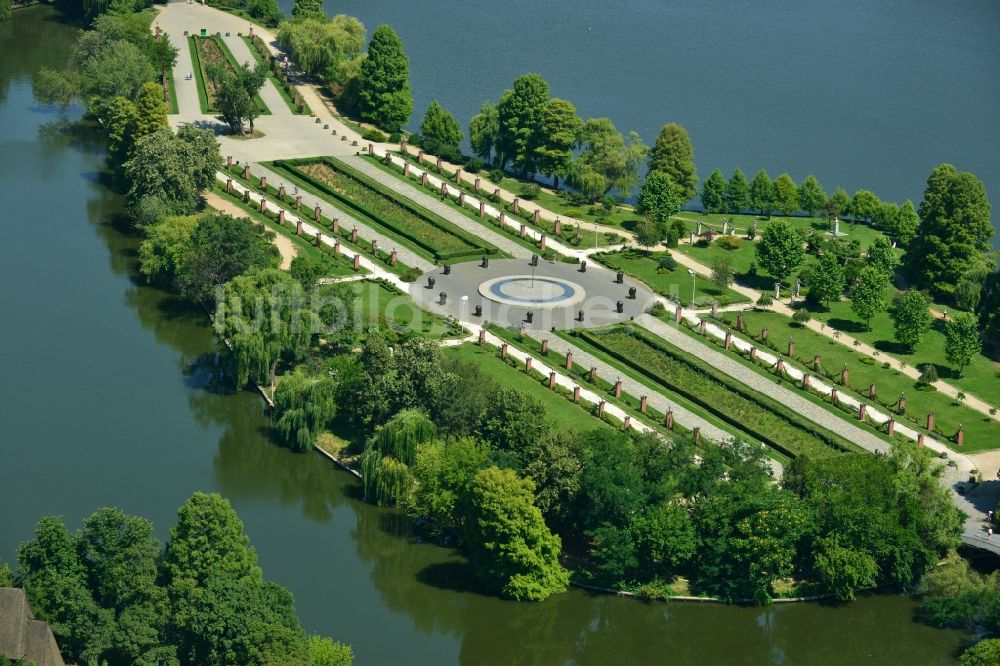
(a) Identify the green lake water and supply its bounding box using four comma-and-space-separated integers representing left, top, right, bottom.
0, 7, 972, 664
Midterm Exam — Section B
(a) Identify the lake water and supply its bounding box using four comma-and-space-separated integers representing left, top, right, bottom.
0, 6, 972, 665
295, 0, 999, 241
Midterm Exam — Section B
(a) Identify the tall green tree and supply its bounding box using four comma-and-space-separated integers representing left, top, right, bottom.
772, 173, 800, 216
214, 269, 314, 388
358, 25, 412, 131
894, 199, 920, 246
0, 0, 11, 21
534, 98, 581, 189
213, 62, 267, 134
567, 118, 647, 199
468, 101, 499, 162
138, 214, 199, 286
274, 370, 338, 452
495, 72, 549, 173
848, 189, 881, 223
133, 80, 167, 140
906, 164, 994, 302
637, 169, 681, 228
829, 187, 852, 220
892, 290, 932, 351
276, 15, 366, 82
808, 251, 845, 306
104, 95, 137, 177
798, 175, 827, 216
146, 34, 179, 87
291, 0, 325, 19
175, 212, 277, 305
478, 387, 546, 457
755, 219, 804, 282
944, 312, 982, 376
419, 99, 463, 155
725, 168, 750, 213
850, 267, 889, 330
867, 234, 898, 282
461, 467, 569, 601
748, 169, 773, 217
700, 168, 727, 213
648, 122, 697, 200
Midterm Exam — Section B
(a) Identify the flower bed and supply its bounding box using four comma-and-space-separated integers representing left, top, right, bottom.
576, 326, 860, 459
272, 157, 496, 262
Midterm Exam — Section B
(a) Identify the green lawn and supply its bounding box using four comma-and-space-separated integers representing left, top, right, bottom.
710, 309, 1000, 451
808, 297, 1000, 403
442, 343, 613, 433
188, 35, 269, 115
592, 248, 748, 306
165, 68, 178, 115
353, 280, 465, 339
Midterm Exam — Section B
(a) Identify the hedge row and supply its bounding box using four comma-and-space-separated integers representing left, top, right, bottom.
576, 326, 861, 460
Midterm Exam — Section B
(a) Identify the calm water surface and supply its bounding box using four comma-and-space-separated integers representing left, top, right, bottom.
298, 0, 999, 240
0, 7, 972, 664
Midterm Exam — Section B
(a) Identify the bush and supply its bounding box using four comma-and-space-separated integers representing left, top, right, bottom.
362, 127, 388, 142
918, 363, 939, 386
792, 308, 811, 324
388, 132, 402, 143
658, 254, 678, 271
601, 195, 616, 211
400, 266, 422, 282
648, 302, 666, 316
715, 235, 742, 250
465, 156, 485, 173
520, 182, 542, 199
489, 168, 505, 184
757, 292, 773, 307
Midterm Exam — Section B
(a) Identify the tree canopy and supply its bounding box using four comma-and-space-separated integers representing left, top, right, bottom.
358, 24, 412, 131
495, 72, 549, 174
648, 123, 697, 200
567, 117, 647, 200
419, 100, 463, 156
755, 219, 804, 282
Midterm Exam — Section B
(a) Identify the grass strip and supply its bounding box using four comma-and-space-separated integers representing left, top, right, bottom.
387, 152, 621, 248
575, 324, 863, 459
165, 66, 178, 115
270, 157, 500, 263
187, 35, 211, 113
363, 155, 567, 261
592, 247, 748, 306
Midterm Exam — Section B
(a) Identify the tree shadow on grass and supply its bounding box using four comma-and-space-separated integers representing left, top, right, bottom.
874, 340, 912, 355
827, 318, 868, 334
416, 559, 489, 596
735, 272, 772, 292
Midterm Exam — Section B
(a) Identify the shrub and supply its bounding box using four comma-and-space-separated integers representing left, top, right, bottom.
465, 156, 485, 173
520, 182, 542, 199
792, 308, 811, 324
400, 266, 422, 282
658, 254, 678, 271
388, 132, 402, 143
918, 363, 938, 386
648, 302, 666, 316
757, 292, 773, 307
489, 168, 505, 184
362, 127, 388, 142
715, 235, 742, 250
601, 195, 616, 211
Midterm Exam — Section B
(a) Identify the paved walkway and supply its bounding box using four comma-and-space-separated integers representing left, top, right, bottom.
243, 162, 433, 271
220, 33, 291, 116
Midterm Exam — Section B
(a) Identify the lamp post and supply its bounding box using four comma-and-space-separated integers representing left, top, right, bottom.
687, 269, 696, 306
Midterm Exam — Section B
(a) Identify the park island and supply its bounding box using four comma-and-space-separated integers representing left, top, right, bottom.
1, 0, 998, 664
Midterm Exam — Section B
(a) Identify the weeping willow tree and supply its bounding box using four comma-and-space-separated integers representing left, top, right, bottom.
273, 370, 338, 452
215, 269, 317, 389
361, 409, 436, 506
371, 409, 437, 466
361, 454, 414, 507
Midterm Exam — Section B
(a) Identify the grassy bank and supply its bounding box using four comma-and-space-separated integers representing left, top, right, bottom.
592, 247, 747, 306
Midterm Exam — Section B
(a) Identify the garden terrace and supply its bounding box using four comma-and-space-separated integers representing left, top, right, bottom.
592, 247, 747, 307
384, 152, 623, 248
221, 163, 422, 279
269, 157, 500, 264
574, 325, 864, 460
188, 34, 269, 114
354, 279, 466, 340
710, 309, 999, 452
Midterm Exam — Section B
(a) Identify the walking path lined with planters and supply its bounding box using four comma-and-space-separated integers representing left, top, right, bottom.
667, 242, 998, 421
217, 172, 409, 290
229, 162, 433, 272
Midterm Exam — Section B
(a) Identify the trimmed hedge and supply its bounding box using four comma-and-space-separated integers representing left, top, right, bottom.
577, 326, 861, 460
272, 157, 497, 263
